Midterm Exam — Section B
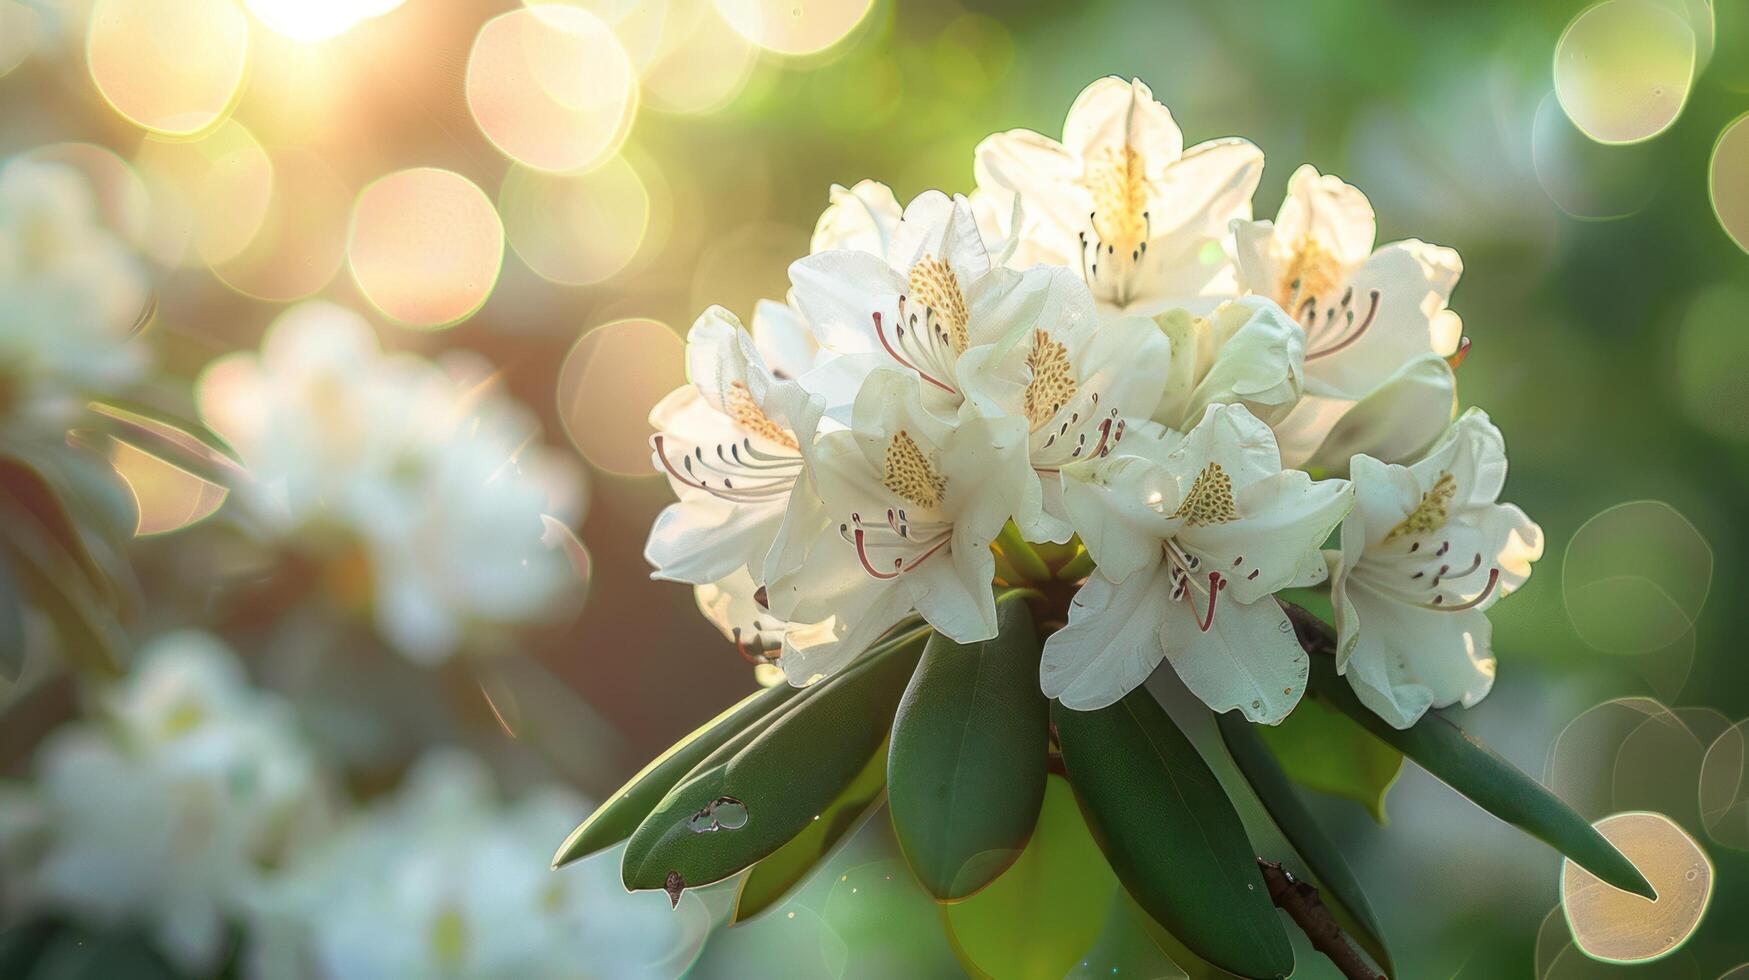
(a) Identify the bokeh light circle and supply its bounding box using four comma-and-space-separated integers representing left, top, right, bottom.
1699, 721, 1749, 851
1674, 284, 1749, 444
557, 319, 685, 475
641, 0, 757, 115
0, 1, 39, 78
135, 121, 275, 268
210, 152, 351, 303
714, 0, 872, 56
499, 155, 649, 286
1710, 112, 1749, 255
108, 440, 229, 537
1547, 697, 1709, 830
348, 168, 504, 329
466, 5, 637, 173
1560, 812, 1712, 964
1553, 0, 1695, 145
1561, 501, 1711, 657
86, 0, 250, 136
1530, 93, 1661, 220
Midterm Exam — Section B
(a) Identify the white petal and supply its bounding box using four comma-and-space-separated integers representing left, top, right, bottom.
645, 495, 783, 586
751, 299, 819, 380
1040, 562, 1172, 710
1154, 297, 1305, 430
1161, 592, 1307, 724
1277, 164, 1377, 266
1063, 76, 1184, 168
789, 249, 906, 355
1285, 353, 1457, 473
886, 190, 990, 286
1060, 452, 1175, 583
1335, 578, 1495, 729
1179, 468, 1352, 605
811, 179, 902, 256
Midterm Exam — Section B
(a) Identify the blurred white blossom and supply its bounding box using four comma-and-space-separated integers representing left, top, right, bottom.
0, 632, 326, 974
0, 156, 149, 427
197, 302, 586, 662
248, 751, 692, 980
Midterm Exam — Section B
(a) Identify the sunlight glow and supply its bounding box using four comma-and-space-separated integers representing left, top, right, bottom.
244, 0, 406, 42
1560, 812, 1712, 963
348, 168, 505, 330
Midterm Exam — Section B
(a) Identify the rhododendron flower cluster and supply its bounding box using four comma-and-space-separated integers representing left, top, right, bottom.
646, 76, 1542, 729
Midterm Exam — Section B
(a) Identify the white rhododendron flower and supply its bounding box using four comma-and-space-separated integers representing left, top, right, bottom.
789, 189, 1071, 420
249, 752, 689, 980
975, 76, 1263, 313
646, 73, 1538, 729
646, 305, 824, 587
198, 302, 584, 662
0, 157, 149, 425
766, 368, 1040, 683
1234, 164, 1463, 472
0, 633, 325, 974
1330, 409, 1543, 728
1043, 404, 1351, 720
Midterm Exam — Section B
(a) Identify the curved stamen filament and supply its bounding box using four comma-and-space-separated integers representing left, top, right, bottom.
1428, 567, 1500, 612
872, 311, 956, 394
840, 511, 952, 581
654, 435, 798, 503
1306, 289, 1382, 361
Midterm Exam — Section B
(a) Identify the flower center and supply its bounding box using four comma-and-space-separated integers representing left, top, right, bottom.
842, 508, 953, 580
1023, 328, 1077, 430
1085, 145, 1150, 257
1171, 462, 1239, 526
1077, 146, 1153, 305
725, 381, 798, 450
1277, 237, 1344, 311
882, 429, 947, 510
1384, 472, 1454, 542
906, 256, 970, 356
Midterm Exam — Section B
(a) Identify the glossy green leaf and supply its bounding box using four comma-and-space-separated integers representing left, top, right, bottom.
553, 681, 800, 867
732, 738, 890, 922
1302, 646, 1655, 899
942, 776, 1114, 980
1217, 710, 1392, 975
1053, 690, 1293, 979
1257, 694, 1402, 824
889, 596, 1048, 899
0, 508, 124, 676
0, 555, 22, 680
621, 626, 930, 896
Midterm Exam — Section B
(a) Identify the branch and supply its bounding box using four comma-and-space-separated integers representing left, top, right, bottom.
1257, 859, 1385, 980
1281, 600, 1337, 655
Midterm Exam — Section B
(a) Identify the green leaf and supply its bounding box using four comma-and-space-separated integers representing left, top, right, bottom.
621, 626, 930, 896
553, 681, 801, 867
1053, 690, 1293, 980
942, 776, 1115, 980
85, 400, 249, 488
1301, 643, 1656, 899
0, 504, 125, 676
1217, 710, 1392, 976
1256, 694, 1402, 823
732, 737, 890, 922
0, 456, 110, 602
889, 596, 1048, 899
